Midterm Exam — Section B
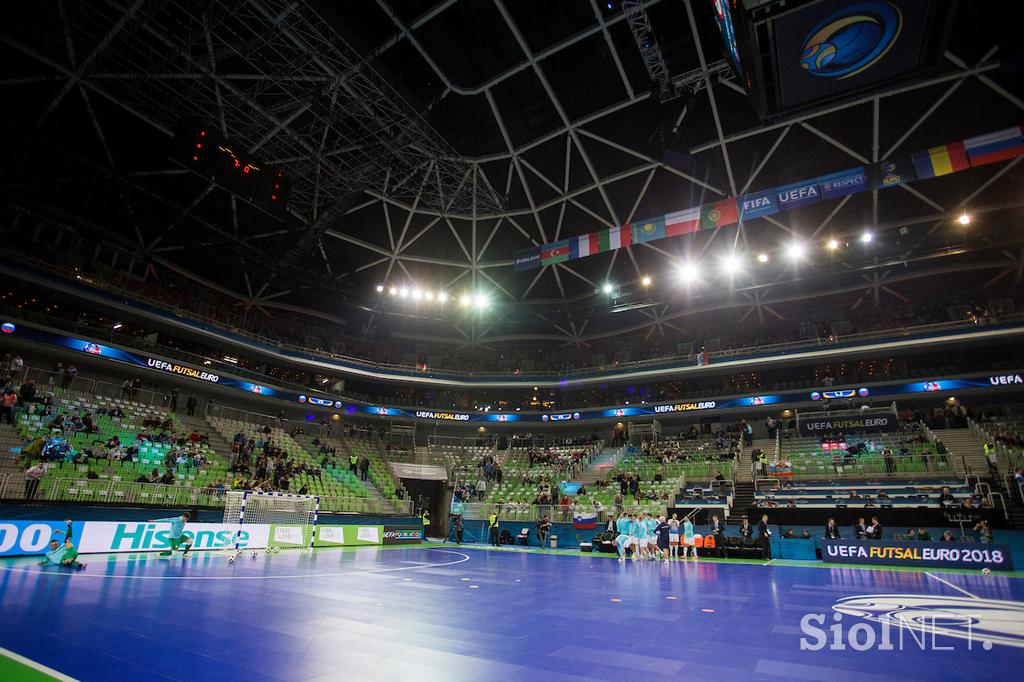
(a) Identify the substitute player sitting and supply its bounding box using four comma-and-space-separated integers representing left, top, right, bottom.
152, 512, 193, 557
38, 520, 86, 570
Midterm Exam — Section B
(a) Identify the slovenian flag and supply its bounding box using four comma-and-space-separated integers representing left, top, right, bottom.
573, 511, 598, 530
911, 142, 968, 179
963, 126, 1024, 168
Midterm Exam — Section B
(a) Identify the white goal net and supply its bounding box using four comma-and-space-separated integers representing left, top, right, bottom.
223, 491, 319, 552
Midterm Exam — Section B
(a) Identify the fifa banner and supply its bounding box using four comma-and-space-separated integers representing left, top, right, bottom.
382, 526, 424, 545
821, 539, 1014, 571
797, 413, 897, 437
0, 521, 385, 557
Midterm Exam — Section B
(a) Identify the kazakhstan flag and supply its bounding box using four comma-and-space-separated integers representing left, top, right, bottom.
633, 217, 666, 243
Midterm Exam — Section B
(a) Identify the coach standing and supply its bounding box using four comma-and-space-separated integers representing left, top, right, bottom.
757, 513, 772, 560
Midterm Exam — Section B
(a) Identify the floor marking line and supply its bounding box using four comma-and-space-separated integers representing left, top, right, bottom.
925, 571, 979, 599
0, 645, 79, 682
0, 549, 470, 582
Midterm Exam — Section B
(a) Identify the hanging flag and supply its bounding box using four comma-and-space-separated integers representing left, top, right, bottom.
665, 207, 701, 237
600, 224, 632, 252
634, 217, 666, 243
738, 191, 777, 220
541, 240, 571, 265
912, 142, 968, 179
963, 126, 1024, 167
700, 199, 739, 230
571, 232, 600, 259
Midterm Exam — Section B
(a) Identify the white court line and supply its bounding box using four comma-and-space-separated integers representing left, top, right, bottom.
0, 548, 470, 582
0, 645, 79, 681
926, 571, 979, 599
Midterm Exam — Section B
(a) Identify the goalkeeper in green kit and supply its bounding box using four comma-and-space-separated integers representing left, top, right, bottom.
153, 512, 193, 557
38, 520, 86, 570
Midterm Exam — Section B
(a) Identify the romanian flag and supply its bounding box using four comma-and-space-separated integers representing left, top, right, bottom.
700, 199, 739, 231
963, 126, 1024, 167
911, 142, 968, 179
541, 240, 571, 265
665, 207, 701, 237
598, 224, 632, 252
634, 217, 666, 243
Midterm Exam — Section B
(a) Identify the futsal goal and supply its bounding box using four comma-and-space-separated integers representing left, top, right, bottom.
223, 491, 319, 554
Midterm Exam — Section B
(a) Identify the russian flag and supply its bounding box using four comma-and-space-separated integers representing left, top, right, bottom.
963, 126, 1024, 168
573, 511, 597, 530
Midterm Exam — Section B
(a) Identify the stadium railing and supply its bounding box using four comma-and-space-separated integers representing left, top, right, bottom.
454, 501, 666, 523
0, 473, 413, 515
753, 453, 956, 480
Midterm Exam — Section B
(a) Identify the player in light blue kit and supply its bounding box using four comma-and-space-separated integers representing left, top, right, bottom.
152, 512, 193, 557
38, 520, 86, 569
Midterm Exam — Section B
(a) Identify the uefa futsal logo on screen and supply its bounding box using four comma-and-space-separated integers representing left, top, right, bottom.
800, 2, 902, 79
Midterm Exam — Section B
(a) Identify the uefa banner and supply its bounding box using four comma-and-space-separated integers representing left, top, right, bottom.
821, 539, 1014, 571
382, 525, 424, 545
797, 413, 897, 436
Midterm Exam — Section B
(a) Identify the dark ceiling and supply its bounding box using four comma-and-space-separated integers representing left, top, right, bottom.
2, 0, 1023, 348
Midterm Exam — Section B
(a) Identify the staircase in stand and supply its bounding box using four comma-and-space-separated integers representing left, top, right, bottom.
740, 438, 777, 482
576, 447, 625, 485
730, 481, 755, 520
931, 428, 988, 477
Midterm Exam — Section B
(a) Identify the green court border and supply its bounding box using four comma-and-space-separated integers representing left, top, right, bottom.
0, 647, 76, 681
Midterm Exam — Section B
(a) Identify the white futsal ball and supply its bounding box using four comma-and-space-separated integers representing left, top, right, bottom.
982, 567, 991, 576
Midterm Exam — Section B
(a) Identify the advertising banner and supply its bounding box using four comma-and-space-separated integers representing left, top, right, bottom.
314, 525, 384, 547
0, 521, 87, 557
0, 521, 393, 556
821, 539, 1014, 571
76, 521, 269, 554
382, 526, 423, 545
798, 413, 897, 436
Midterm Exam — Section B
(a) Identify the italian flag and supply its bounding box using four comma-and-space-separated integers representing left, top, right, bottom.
665, 207, 701, 237
599, 224, 632, 252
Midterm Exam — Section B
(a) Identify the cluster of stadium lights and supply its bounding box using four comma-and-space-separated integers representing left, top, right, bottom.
602, 218, 972, 294
375, 284, 490, 309
377, 216, 972, 303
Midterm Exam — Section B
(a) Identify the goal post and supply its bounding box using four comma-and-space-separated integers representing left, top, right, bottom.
223, 491, 319, 552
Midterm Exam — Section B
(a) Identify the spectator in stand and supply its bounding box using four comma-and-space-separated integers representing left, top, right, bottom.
186, 394, 198, 416
0, 388, 16, 424
939, 530, 955, 542
939, 486, 956, 507
867, 516, 883, 540
476, 476, 487, 501
917, 528, 932, 541
19, 379, 36, 406
358, 455, 369, 482
853, 517, 869, 539
739, 518, 753, 538
169, 388, 179, 413
24, 461, 45, 500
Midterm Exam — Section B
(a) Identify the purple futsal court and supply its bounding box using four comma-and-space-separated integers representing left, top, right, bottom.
1, 545, 1023, 680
